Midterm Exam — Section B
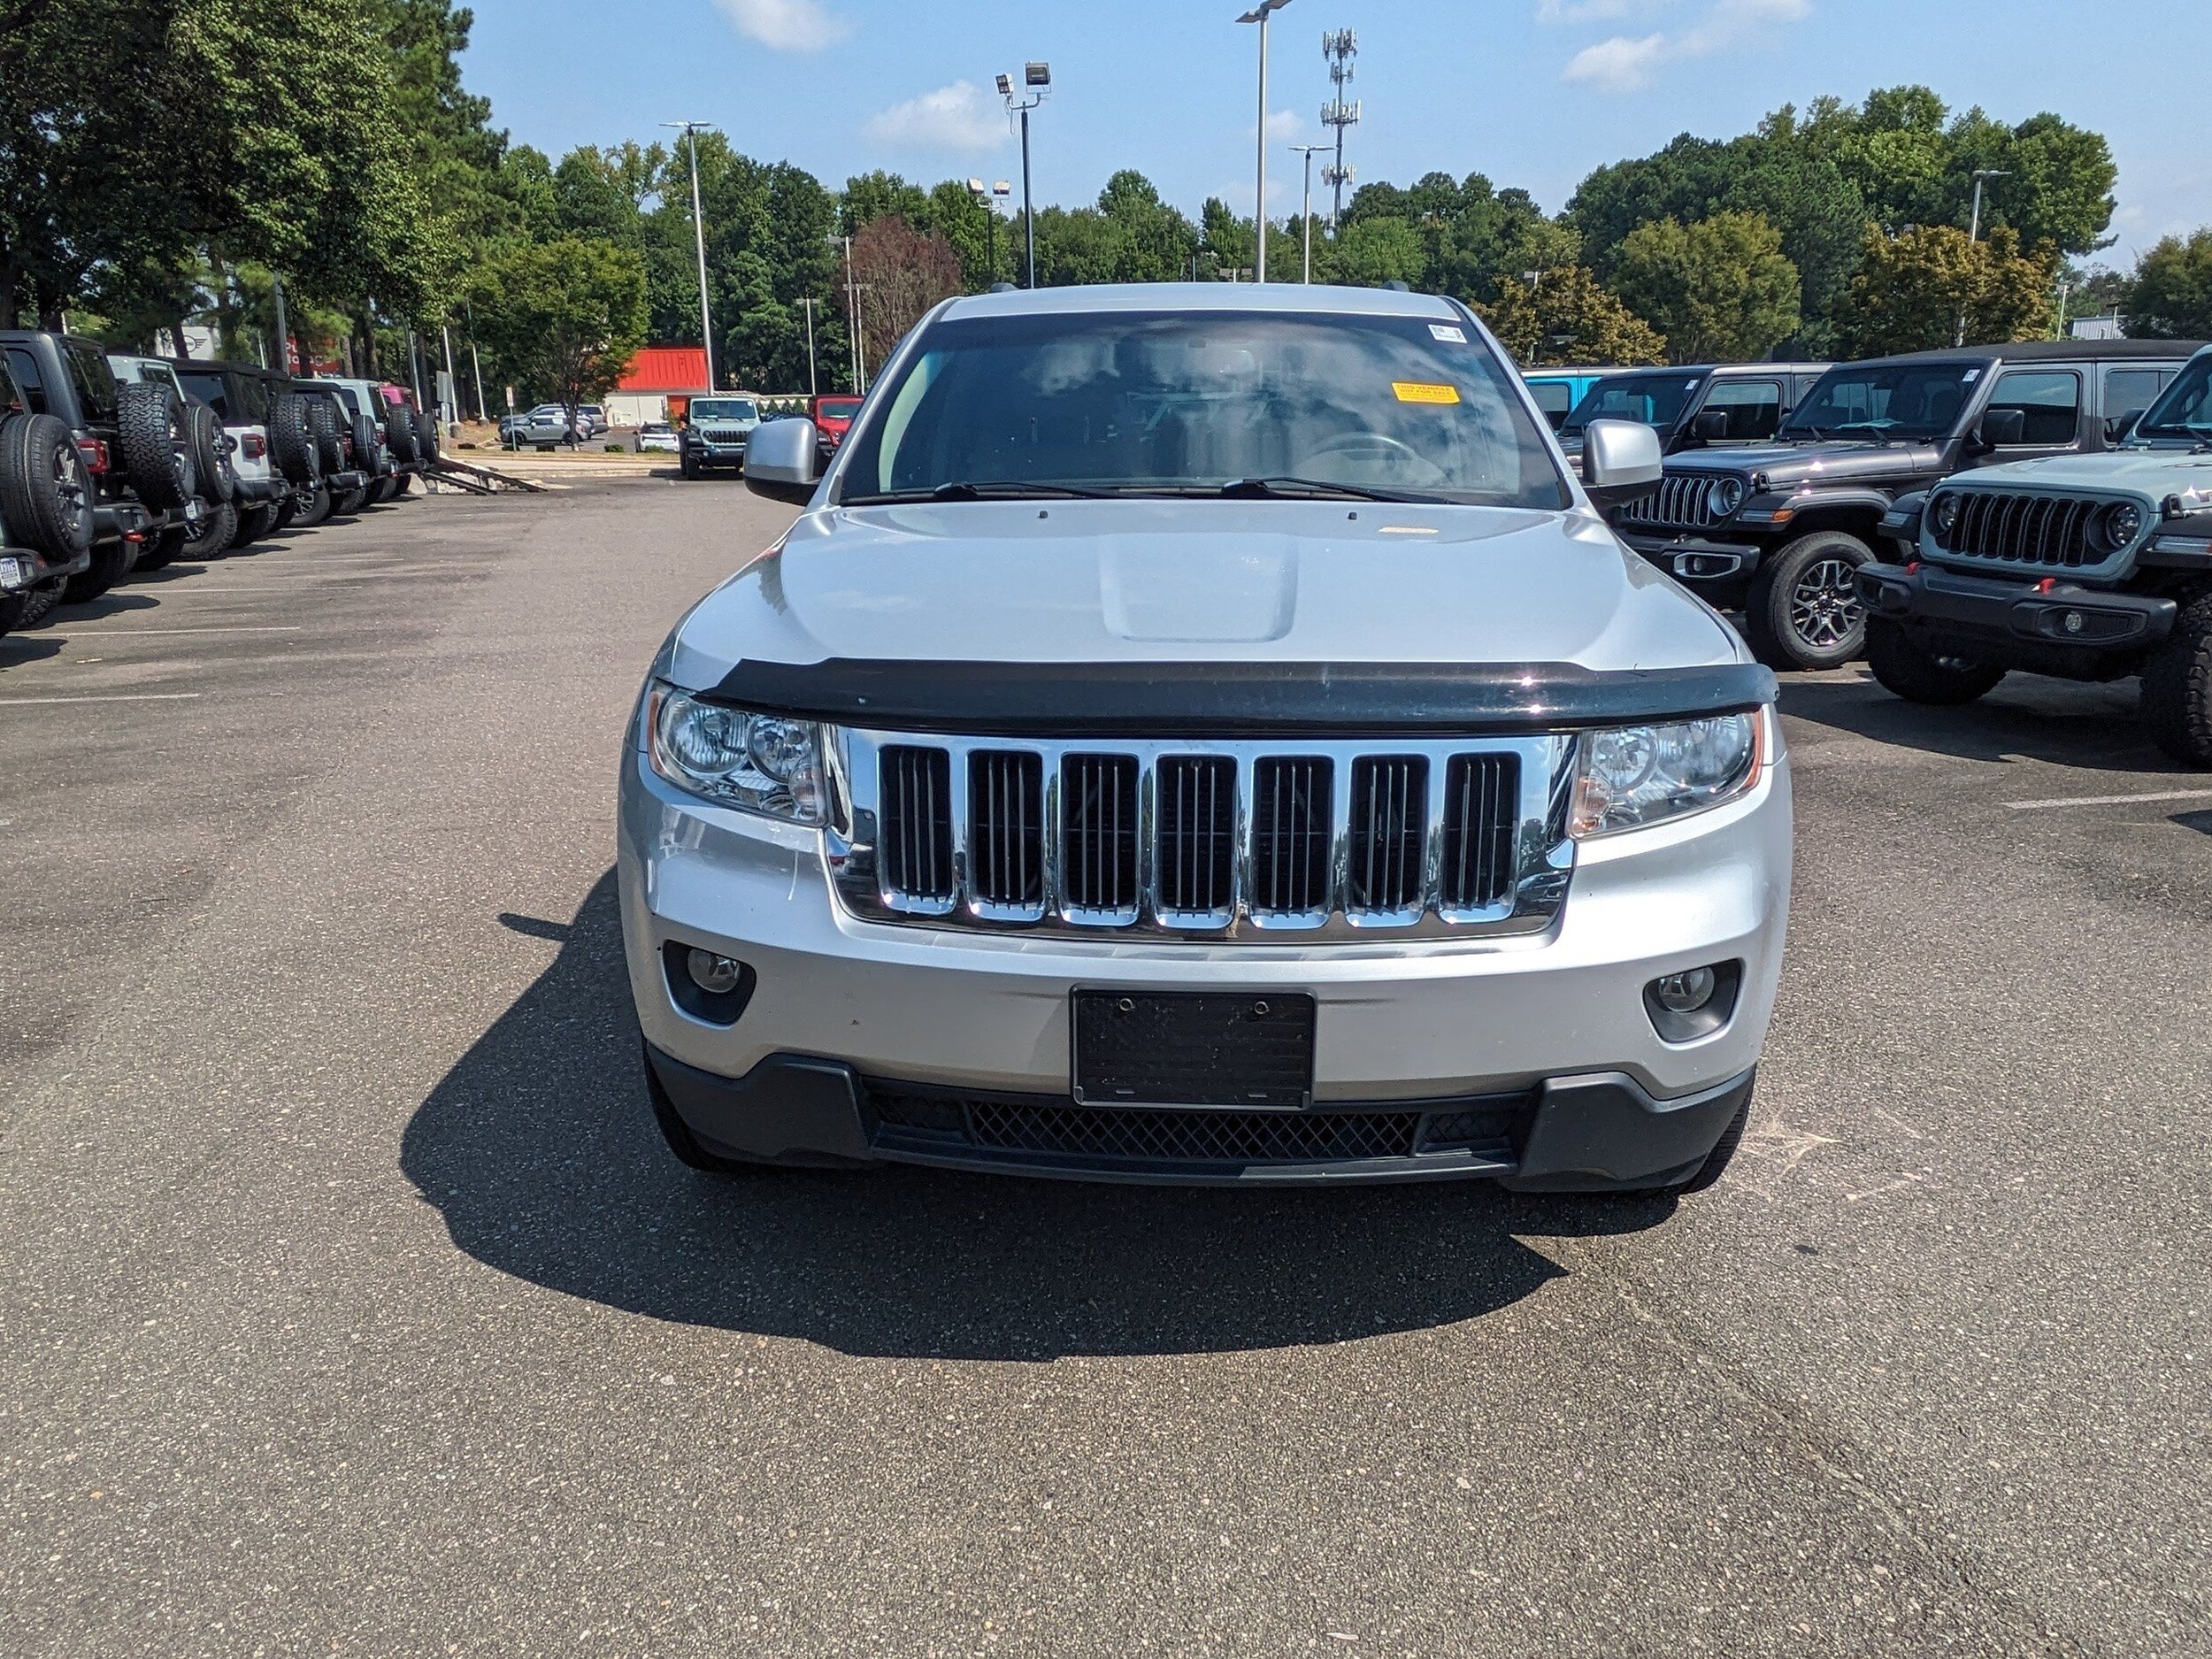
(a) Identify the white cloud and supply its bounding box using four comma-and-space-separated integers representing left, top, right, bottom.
1561, 0, 1807, 90
863, 81, 1004, 153
1536, 0, 1647, 21
710, 0, 852, 52
1262, 107, 1302, 143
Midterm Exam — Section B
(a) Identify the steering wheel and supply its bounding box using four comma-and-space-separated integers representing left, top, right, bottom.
1293, 431, 1441, 480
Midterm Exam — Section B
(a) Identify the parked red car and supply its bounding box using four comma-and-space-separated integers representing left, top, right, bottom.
808, 393, 862, 454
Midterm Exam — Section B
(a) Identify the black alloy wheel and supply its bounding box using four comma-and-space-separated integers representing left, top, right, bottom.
1746, 530, 1873, 672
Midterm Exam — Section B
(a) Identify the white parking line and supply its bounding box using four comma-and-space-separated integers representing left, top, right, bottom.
53, 626, 303, 637
2005, 787, 2212, 810
0, 693, 204, 706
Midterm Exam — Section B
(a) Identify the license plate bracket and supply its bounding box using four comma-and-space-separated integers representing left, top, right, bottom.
1071, 991, 1317, 1108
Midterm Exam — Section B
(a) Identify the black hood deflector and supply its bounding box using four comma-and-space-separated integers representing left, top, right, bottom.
705, 657, 1778, 735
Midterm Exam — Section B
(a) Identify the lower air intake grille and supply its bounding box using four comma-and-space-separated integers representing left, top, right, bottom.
1061, 753, 1140, 917
968, 750, 1043, 909
1155, 756, 1237, 918
1348, 756, 1428, 916
888, 1096, 1425, 1164
879, 745, 954, 902
1251, 757, 1333, 917
1439, 753, 1518, 911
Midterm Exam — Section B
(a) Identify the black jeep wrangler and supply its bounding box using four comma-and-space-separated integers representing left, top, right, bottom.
1609, 341, 2200, 671
1556, 360, 1831, 463
0, 353, 96, 635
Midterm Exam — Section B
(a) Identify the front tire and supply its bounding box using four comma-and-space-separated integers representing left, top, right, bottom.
179, 499, 238, 562
292, 482, 333, 528
1865, 618, 2008, 705
232, 502, 276, 548
63, 538, 133, 602
2141, 588, 2212, 767
1745, 531, 1872, 671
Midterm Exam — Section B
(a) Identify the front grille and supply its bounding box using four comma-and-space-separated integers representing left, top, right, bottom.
851, 733, 1569, 940
1935, 490, 2109, 568
1062, 754, 1140, 918
1620, 472, 1730, 529
878, 745, 954, 903
1155, 756, 1236, 919
1348, 756, 1428, 917
969, 750, 1043, 910
1439, 754, 1519, 911
1251, 757, 1332, 917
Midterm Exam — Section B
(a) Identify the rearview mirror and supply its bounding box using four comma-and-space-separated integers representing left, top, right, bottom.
1690, 409, 1730, 441
1975, 407, 2025, 450
1581, 418, 1663, 511
744, 417, 821, 504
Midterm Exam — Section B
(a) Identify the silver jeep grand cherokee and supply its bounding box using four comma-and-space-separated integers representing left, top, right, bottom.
618, 285, 1792, 1194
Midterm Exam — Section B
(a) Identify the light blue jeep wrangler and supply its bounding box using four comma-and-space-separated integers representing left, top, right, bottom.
1858, 345, 2212, 764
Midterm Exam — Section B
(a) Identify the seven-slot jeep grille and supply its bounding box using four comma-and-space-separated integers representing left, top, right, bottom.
1932, 490, 2122, 569
1618, 473, 1732, 529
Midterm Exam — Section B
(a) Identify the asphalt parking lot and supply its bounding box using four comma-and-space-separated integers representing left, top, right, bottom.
3, 482, 2207, 1657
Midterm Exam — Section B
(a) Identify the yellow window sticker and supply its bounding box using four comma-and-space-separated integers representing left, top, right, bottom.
1392, 380, 1461, 405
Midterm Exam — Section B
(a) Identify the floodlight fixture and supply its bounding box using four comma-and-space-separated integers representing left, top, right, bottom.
995, 73, 1012, 96
1025, 61, 1051, 87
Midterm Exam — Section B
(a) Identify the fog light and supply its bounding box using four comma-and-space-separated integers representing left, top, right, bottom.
687, 949, 743, 995
1652, 967, 1717, 1014
2063, 610, 2085, 634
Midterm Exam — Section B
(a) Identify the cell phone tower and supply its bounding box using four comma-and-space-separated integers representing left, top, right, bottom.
1320, 28, 1360, 229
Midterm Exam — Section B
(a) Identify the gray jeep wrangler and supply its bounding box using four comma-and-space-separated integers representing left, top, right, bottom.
1858, 344, 2212, 764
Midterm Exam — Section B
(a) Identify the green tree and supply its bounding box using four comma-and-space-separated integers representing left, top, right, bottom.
1479, 268, 1665, 367
1830, 224, 2055, 357
1327, 218, 1427, 289
1611, 211, 1801, 365
2122, 231, 2212, 340
467, 235, 645, 414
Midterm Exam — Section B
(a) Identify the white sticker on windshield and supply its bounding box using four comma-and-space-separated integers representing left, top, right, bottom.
1429, 323, 1468, 343
1963, 368, 1982, 382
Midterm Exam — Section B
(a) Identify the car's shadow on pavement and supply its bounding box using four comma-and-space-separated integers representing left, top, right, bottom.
402, 871, 1665, 1359
1779, 670, 2188, 774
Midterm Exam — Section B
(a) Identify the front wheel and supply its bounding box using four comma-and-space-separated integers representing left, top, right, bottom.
1745, 531, 1872, 671
2141, 589, 2212, 767
1865, 618, 2008, 705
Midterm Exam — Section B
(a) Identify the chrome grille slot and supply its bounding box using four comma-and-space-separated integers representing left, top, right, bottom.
1250, 757, 1333, 920
1348, 756, 1429, 918
1439, 753, 1519, 914
1061, 754, 1141, 921
836, 733, 1575, 942
1620, 472, 1720, 529
1155, 756, 1237, 924
968, 750, 1044, 916
878, 745, 955, 908
1939, 490, 2109, 569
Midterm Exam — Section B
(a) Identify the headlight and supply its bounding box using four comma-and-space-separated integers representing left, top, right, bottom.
1571, 711, 1763, 838
1710, 477, 1746, 517
1930, 493, 1960, 537
2095, 500, 2142, 552
649, 686, 827, 825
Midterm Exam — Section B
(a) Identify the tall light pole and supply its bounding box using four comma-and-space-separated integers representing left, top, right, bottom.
997, 66, 1049, 288
1291, 143, 1328, 282
1238, 0, 1294, 285
842, 235, 859, 392
993, 180, 1012, 284
1956, 168, 2012, 346
800, 296, 818, 396
664, 121, 718, 390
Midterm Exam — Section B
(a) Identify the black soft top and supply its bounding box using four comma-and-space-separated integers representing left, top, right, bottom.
167, 357, 282, 379
1847, 339, 2204, 370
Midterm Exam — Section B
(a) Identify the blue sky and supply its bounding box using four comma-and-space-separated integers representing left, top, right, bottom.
467, 0, 2208, 266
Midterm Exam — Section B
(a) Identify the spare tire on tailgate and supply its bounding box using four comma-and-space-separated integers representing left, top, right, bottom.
304, 396, 343, 475
267, 392, 319, 483
413, 408, 440, 465
185, 401, 235, 503
0, 410, 96, 557
383, 402, 419, 465
117, 380, 196, 510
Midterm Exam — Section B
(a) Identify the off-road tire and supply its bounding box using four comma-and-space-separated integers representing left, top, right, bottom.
272, 494, 296, 532
292, 481, 333, 528
117, 381, 196, 510
134, 521, 189, 572
62, 537, 133, 603
304, 397, 344, 477
179, 499, 238, 562
232, 501, 276, 548
680, 448, 701, 480
383, 404, 419, 465
185, 403, 235, 503
19, 574, 69, 628
268, 394, 319, 484
0, 411, 96, 557
1865, 618, 2008, 705
1745, 530, 1873, 672
334, 484, 368, 517
347, 408, 381, 480
2140, 588, 2212, 767
414, 409, 440, 465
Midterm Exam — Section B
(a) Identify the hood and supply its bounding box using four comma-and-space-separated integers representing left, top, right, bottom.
1664, 439, 1946, 488
1953, 449, 2212, 494
664, 499, 1741, 690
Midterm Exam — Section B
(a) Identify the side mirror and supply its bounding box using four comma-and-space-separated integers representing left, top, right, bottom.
1975, 407, 2025, 450
1690, 408, 1730, 442
2107, 408, 2144, 443
744, 417, 821, 504
1582, 418, 1663, 510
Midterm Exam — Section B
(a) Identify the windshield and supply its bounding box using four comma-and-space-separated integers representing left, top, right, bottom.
692, 399, 757, 420
1781, 361, 1980, 440
2134, 356, 2212, 441
835, 308, 1569, 508
1561, 372, 1702, 437
814, 398, 862, 420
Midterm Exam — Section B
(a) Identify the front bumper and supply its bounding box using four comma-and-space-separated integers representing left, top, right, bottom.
1857, 562, 2177, 651
687, 442, 749, 465
1618, 530, 1769, 588
618, 731, 1792, 1189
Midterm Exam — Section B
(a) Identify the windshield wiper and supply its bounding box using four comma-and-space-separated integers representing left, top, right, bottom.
841, 480, 1118, 503
1217, 475, 1444, 503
